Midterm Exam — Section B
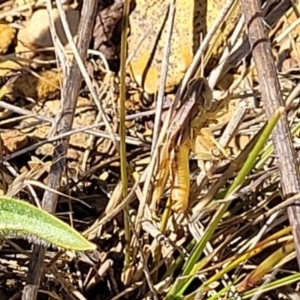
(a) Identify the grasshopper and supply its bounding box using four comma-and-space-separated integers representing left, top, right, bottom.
151, 77, 224, 213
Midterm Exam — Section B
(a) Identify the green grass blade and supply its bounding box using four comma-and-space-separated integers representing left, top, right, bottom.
119, 0, 131, 268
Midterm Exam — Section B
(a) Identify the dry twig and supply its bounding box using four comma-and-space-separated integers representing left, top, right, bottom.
242, 0, 300, 269
22, 1, 98, 299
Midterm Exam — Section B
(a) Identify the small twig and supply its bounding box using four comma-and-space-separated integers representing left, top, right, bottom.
55, 0, 118, 148
22, 1, 98, 299
151, 0, 175, 150
242, 0, 300, 269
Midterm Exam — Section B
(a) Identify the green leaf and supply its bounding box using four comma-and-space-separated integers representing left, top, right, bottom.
0, 196, 96, 251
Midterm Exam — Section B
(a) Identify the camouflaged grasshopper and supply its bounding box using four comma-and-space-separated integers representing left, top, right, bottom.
152, 77, 221, 212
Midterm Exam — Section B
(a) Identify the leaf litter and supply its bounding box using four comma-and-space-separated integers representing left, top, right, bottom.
0, 0, 300, 299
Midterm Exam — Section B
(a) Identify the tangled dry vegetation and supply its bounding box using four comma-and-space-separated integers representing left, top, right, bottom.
1, 0, 300, 299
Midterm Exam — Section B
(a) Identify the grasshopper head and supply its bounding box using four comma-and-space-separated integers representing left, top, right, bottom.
186, 78, 213, 111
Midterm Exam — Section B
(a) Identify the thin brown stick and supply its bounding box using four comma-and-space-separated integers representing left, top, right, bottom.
241, 0, 300, 269
21, 1, 98, 299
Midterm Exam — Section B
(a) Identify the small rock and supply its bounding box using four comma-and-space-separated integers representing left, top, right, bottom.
17, 7, 79, 58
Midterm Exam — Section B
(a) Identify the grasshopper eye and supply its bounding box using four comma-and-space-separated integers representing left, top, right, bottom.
202, 84, 213, 111
186, 78, 213, 111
